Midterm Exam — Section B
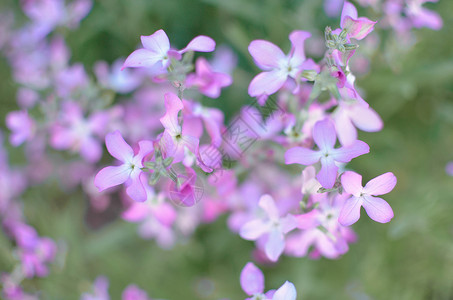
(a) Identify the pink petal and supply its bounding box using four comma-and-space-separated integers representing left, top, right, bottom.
160, 92, 183, 135
248, 70, 287, 97
265, 228, 285, 261
285, 147, 321, 165
240, 219, 270, 240
126, 173, 147, 202
122, 202, 150, 222
135, 140, 154, 162
140, 29, 170, 54
105, 130, 134, 162
362, 195, 394, 223
317, 157, 338, 189
334, 108, 357, 146
363, 172, 397, 196
288, 30, 311, 67
281, 214, 297, 234
272, 281, 297, 300
331, 140, 369, 163
259, 194, 279, 221
341, 171, 363, 196
412, 8, 443, 30
313, 119, 337, 151
339, 196, 363, 226
122, 49, 162, 70
343, 17, 377, 40
94, 165, 130, 191
349, 104, 383, 132
341, 1, 358, 27
240, 262, 265, 295
80, 137, 102, 163
248, 40, 286, 70
179, 35, 215, 53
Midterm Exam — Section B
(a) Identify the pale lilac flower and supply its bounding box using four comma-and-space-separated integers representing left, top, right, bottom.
186, 57, 232, 98
159, 93, 199, 163
248, 30, 313, 98
333, 100, 383, 146
6, 111, 35, 147
94, 59, 143, 94
122, 285, 150, 300
81, 276, 110, 300
406, 0, 442, 30
285, 118, 369, 189
240, 262, 297, 300
122, 29, 215, 71
50, 102, 108, 162
94, 130, 154, 202
446, 161, 453, 176
339, 171, 396, 226
341, 1, 377, 40
239, 195, 297, 261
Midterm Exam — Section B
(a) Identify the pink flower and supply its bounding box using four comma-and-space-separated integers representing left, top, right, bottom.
186, 57, 232, 98
5, 111, 35, 147
285, 118, 369, 189
81, 276, 110, 300
94, 131, 153, 202
248, 30, 313, 98
240, 262, 297, 300
239, 195, 297, 262
159, 93, 199, 163
339, 171, 396, 226
121, 285, 150, 300
341, 1, 377, 40
406, 0, 443, 30
122, 29, 215, 71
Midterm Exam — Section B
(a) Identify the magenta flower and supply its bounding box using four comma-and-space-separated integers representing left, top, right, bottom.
341, 1, 377, 40
94, 131, 153, 202
240, 262, 297, 300
159, 93, 199, 163
185, 57, 232, 98
248, 30, 313, 98
239, 195, 297, 262
285, 118, 369, 189
339, 171, 396, 226
122, 29, 215, 71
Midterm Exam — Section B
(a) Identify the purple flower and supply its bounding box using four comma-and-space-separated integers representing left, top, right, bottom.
341, 1, 377, 40
248, 30, 313, 98
406, 0, 443, 30
81, 276, 110, 300
94, 130, 154, 202
239, 195, 297, 262
122, 29, 215, 71
285, 118, 370, 189
122, 285, 150, 300
339, 171, 396, 226
185, 57, 232, 98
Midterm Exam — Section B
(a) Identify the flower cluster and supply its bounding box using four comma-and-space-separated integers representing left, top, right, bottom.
0, 0, 441, 298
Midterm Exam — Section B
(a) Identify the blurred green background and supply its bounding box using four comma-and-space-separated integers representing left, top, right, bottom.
1, 0, 453, 299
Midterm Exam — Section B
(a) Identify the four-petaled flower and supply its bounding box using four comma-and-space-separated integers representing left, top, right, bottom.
285, 118, 369, 189
94, 130, 153, 202
339, 171, 396, 226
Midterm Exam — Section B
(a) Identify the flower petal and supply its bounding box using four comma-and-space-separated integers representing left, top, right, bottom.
160, 92, 183, 135
317, 157, 338, 189
240, 219, 270, 240
338, 196, 363, 226
272, 281, 297, 300
126, 173, 147, 202
179, 35, 216, 53
248, 70, 287, 97
285, 147, 321, 165
288, 30, 311, 67
362, 195, 394, 223
349, 104, 383, 132
259, 194, 279, 221
341, 171, 363, 196
105, 130, 134, 162
122, 49, 162, 70
265, 228, 285, 262
240, 262, 265, 296
313, 119, 337, 151
140, 29, 170, 55
331, 140, 369, 163
363, 172, 397, 196
341, 1, 358, 27
248, 40, 286, 70
94, 165, 130, 191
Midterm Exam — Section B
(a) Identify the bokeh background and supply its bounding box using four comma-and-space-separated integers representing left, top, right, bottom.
0, 0, 452, 299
